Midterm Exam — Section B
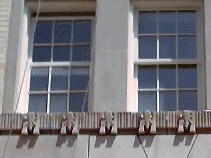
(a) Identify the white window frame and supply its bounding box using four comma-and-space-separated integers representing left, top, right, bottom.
28, 16, 95, 113
134, 2, 206, 111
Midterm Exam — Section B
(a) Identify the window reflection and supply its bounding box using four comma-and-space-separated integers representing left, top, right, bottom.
54, 21, 72, 43
138, 91, 157, 112
30, 68, 49, 91
29, 94, 47, 113
139, 12, 157, 33
34, 21, 53, 44
138, 66, 157, 89
50, 94, 67, 113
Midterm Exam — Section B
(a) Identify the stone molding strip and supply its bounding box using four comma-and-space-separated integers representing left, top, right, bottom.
0, 111, 211, 135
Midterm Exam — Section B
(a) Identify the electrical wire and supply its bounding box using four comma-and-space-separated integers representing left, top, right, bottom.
186, 134, 198, 158
1, 0, 42, 157
137, 135, 150, 158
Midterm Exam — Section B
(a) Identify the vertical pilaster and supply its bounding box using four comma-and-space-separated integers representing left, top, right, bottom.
92, 0, 135, 112
0, 0, 12, 112
204, 0, 211, 109
2, 0, 25, 112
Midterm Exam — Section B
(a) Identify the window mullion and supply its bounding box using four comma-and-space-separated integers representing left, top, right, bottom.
47, 67, 52, 113
156, 11, 159, 111
46, 21, 55, 113
175, 11, 179, 111
67, 20, 74, 112
156, 65, 159, 112
176, 64, 179, 111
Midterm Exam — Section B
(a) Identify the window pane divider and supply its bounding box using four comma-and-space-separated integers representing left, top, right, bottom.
33, 42, 91, 46
138, 33, 196, 36
138, 88, 198, 91
31, 62, 90, 67
35, 16, 94, 21
135, 59, 198, 65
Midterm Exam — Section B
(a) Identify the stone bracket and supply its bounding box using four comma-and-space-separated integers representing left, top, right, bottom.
138, 112, 156, 134
178, 111, 196, 134
60, 112, 79, 135
99, 112, 117, 134
21, 114, 40, 135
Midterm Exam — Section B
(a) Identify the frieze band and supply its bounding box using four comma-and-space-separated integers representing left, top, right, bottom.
0, 111, 211, 135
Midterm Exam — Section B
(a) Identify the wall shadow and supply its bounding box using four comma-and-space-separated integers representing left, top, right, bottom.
133, 136, 155, 148
94, 136, 115, 148
16, 136, 38, 149
56, 135, 77, 147
173, 135, 194, 146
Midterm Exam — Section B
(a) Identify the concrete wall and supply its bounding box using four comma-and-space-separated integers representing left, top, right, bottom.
0, 0, 12, 112
1, 134, 211, 158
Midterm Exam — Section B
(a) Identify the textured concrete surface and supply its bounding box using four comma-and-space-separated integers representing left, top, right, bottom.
1, 135, 211, 158
90, 135, 211, 158
93, 0, 131, 112
0, 135, 89, 158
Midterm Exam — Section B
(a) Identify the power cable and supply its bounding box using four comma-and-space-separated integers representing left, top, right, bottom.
137, 135, 150, 158
186, 134, 198, 158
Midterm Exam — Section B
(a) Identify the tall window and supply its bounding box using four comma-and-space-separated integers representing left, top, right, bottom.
137, 11, 200, 112
29, 18, 92, 113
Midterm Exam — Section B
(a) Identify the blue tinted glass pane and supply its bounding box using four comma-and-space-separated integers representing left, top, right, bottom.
69, 93, 88, 112
72, 45, 91, 61
178, 36, 197, 59
29, 94, 47, 113
138, 91, 157, 112
50, 94, 67, 113
178, 11, 196, 33
33, 46, 51, 62
51, 67, 68, 91
159, 12, 176, 33
178, 65, 197, 88
139, 36, 157, 59
159, 36, 176, 59
73, 20, 91, 43
159, 66, 176, 88
70, 67, 89, 90
54, 21, 72, 43
178, 91, 198, 110
53, 46, 70, 61
159, 91, 176, 111
30, 68, 49, 91
139, 12, 157, 33
34, 21, 52, 44
138, 66, 156, 89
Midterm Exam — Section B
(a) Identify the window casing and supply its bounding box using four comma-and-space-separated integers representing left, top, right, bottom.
136, 10, 205, 112
28, 17, 94, 113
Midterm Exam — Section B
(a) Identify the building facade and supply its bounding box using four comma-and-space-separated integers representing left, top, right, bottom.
0, 0, 211, 157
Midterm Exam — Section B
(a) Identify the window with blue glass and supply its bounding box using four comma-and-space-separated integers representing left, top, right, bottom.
29, 19, 92, 113
138, 11, 199, 112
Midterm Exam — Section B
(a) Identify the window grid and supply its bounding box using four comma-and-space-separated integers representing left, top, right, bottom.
138, 11, 197, 60
137, 10, 199, 112
29, 18, 92, 113
138, 65, 198, 111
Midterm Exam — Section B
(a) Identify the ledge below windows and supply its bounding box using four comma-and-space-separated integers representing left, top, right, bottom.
0, 111, 211, 135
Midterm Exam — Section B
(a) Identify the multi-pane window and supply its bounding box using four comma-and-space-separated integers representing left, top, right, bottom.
29, 19, 92, 113
137, 11, 199, 111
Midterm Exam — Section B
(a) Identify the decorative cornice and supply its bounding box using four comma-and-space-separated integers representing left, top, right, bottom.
0, 111, 211, 135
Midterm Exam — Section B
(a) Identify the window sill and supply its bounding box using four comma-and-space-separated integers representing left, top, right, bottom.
135, 59, 199, 65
